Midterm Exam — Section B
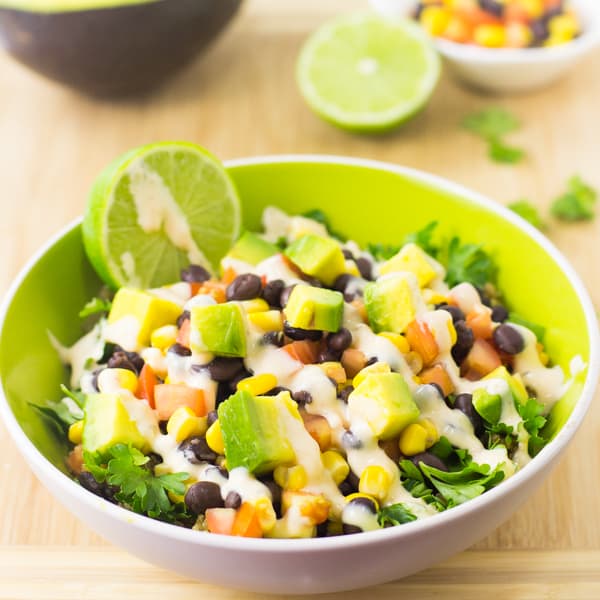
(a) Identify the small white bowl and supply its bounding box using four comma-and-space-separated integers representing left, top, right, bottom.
370, 0, 600, 93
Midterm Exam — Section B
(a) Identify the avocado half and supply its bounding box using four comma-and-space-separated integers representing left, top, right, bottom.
0, 0, 242, 96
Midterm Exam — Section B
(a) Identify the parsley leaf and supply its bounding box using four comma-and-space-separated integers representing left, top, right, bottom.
489, 139, 525, 164
550, 175, 597, 221
403, 221, 440, 258
83, 444, 189, 523
377, 503, 417, 527
367, 243, 401, 261
444, 237, 497, 288
508, 200, 545, 230
517, 398, 548, 457
398, 459, 446, 512
79, 297, 112, 318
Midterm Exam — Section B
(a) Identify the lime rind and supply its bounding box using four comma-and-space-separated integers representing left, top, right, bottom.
297, 13, 441, 133
83, 142, 241, 290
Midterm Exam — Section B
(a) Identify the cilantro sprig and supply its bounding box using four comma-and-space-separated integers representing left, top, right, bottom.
508, 200, 545, 230
462, 108, 526, 165
83, 444, 190, 523
377, 503, 417, 527
79, 296, 112, 318
550, 175, 597, 221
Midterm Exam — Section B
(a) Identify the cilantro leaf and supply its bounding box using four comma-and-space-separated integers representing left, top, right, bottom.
489, 139, 525, 164
398, 459, 446, 512
79, 297, 112, 318
403, 221, 439, 258
83, 444, 189, 523
551, 175, 597, 221
29, 390, 84, 437
508, 312, 546, 341
377, 503, 417, 527
444, 237, 497, 288
508, 200, 545, 229
517, 398, 548, 457
367, 243, 400, 261
60, 384, 85, 408
462, 108, 520, 140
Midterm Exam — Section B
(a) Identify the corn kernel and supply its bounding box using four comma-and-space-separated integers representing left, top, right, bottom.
321, 450, 350, 485
68, 420, 84, 444
167, 407, 207, 443
150, 324, 178, 351
447, 320, 457, 346
168, 490, 185, 504
358, 465, 392, 502
240, 298, 270, 314
274, 464, 308, 491
516, 0, 544, 19
420, 5, 451, 36
318, 362, 347, 384
299, 494, 330, 524
247, 310, 283, 331
253, 496, 277, 533
473, 24, 506, 48
345, 492, 380, 512
97, 367, 138, 394
419, 418, 439, 448
353, 361, 391, 388
378, 332, 410, 354
237, 373, 278, 396
399, 423, 428, 456
206, 420, 225, 454
546, 13, 578, 44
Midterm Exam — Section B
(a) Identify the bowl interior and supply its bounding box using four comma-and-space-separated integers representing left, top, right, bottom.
0, 158, 591, 474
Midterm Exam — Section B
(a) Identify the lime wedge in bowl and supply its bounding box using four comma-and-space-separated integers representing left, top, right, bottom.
83, 141, 241, 289
296, 13, 440, 133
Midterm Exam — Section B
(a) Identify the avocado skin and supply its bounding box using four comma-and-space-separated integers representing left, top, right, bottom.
0, 0, 242, 96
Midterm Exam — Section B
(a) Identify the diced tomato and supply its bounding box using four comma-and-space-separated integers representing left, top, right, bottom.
231, 502, 263, 538
281, 340, 320, 365
176, 318, 191, 348
419, 364, 455, 397
136, 363, 158, 408
222, 266, 237, 285
456, 5, 502, 27
463, 339, 501, 378
466, 308, 493, 340
154, 384, 206, 420
206, 508, 236, 535
406, 320, 439, 366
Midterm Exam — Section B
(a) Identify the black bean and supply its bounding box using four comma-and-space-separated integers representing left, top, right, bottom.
181, 264, 211, 283
410, 452, 448, 472
206, 410, 218, 427
302, 276, 324, 288
333, 273, 353, 293
228, 369, 253, 392
261, 478, 282, 508
327, 327, 352, 352
159, 420, 168, 434
78, 472, 117, 503
428, 382, 445, 399
338, 385, 354, 403
99, 342, 118, 364
475, 287, 493, 308
292, 390, 312, 405
206, 357, 245, 382
264, 386, 291, 396
338, 480, 355, 496
226, 273, 263, 301
261, 279, 285, 308
354, 257, 373, 280
107, 351, 137, 373
317, 349, 341, 363
341, 430, 362, 450
478, 0, 504, 17
90, 368, 102, 392
127, 351, 145, 373
168, 343, 192, 357
365, 356, 378, 367
342, 248, 355, 260
145, 452, 164, 471
216, 383, 232, 408
342, 523, 363, 535
283, 322, 323, 342
348, 495, 378, 513
451, 321, 475, 365
531, 19, 549, 43
316, 521, 329, 537
224, 491, 242, 509
185, 481, 224, 515
491, 305, 509, 323
262, 331, 284, 347
177, 310, 190, 328
493, 324, 525, 355
179, 436, 218, 464
454, 393, 484, 436
280, 285, 296, 307
437, 304, 465, 324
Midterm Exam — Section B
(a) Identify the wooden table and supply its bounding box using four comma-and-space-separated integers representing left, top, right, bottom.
1, 1, 599, 598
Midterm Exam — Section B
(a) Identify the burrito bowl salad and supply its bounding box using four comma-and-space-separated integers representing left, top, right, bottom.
47, 206, 577, 539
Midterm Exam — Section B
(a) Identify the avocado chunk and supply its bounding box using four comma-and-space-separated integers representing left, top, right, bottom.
190, 302, 246, 357
284, 285, 343, 332
348, 372, 420, 440
284, 234, 346, 286
483, 366, 528, 406
364, 273, 420, 334
106, 288, 182, 351
225, 231, 279, 266
218, 390, 297, 474
379, 243, 438, 287
472, 388, 502, 424
83, 393, 149, 454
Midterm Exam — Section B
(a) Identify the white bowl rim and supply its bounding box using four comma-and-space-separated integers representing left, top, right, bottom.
0, 153, 598, 554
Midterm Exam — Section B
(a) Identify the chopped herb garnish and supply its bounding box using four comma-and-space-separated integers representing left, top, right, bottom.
508, 200, 545, 230
488, 139, 525, 164
367, 243, 401, 261
444, 237, 497, 288
403, 220, 439, 258
550, 175, 597, 221
79, 296, 112, 318
517, 398, 548, 457
377, 503, 417, 527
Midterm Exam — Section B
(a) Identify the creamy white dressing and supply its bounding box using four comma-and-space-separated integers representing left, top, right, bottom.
184, 293, 216, 312
140, 347, 168, 377
342, 502, 380, 532
119, 252, 140, 288
148, 282, 191, 307
448, 282, 482, 314
261, 205, 329, 243
104, 315, 141, 352
255, 254, 305, 286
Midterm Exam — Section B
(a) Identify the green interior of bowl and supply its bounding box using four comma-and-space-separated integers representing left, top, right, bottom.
0, 159, 590, 473
0, 0, 158, 13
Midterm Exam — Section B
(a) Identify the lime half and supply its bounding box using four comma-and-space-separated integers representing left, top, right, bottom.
83, 142, 241, 289
297, 14, 440, 133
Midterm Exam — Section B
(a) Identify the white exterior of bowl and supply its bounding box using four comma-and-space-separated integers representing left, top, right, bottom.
370, 0, 600, 93
0, 156, 598, 594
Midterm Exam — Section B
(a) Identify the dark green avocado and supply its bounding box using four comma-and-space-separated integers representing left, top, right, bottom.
0, 0, 242, 96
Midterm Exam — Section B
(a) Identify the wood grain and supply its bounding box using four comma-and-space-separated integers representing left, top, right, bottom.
0, 0, 599, 597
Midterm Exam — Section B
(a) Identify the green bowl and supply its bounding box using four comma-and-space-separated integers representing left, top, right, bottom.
0, 156, 598, 593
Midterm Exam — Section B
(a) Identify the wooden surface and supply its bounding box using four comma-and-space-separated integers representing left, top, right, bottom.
1, 0, 599, 597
